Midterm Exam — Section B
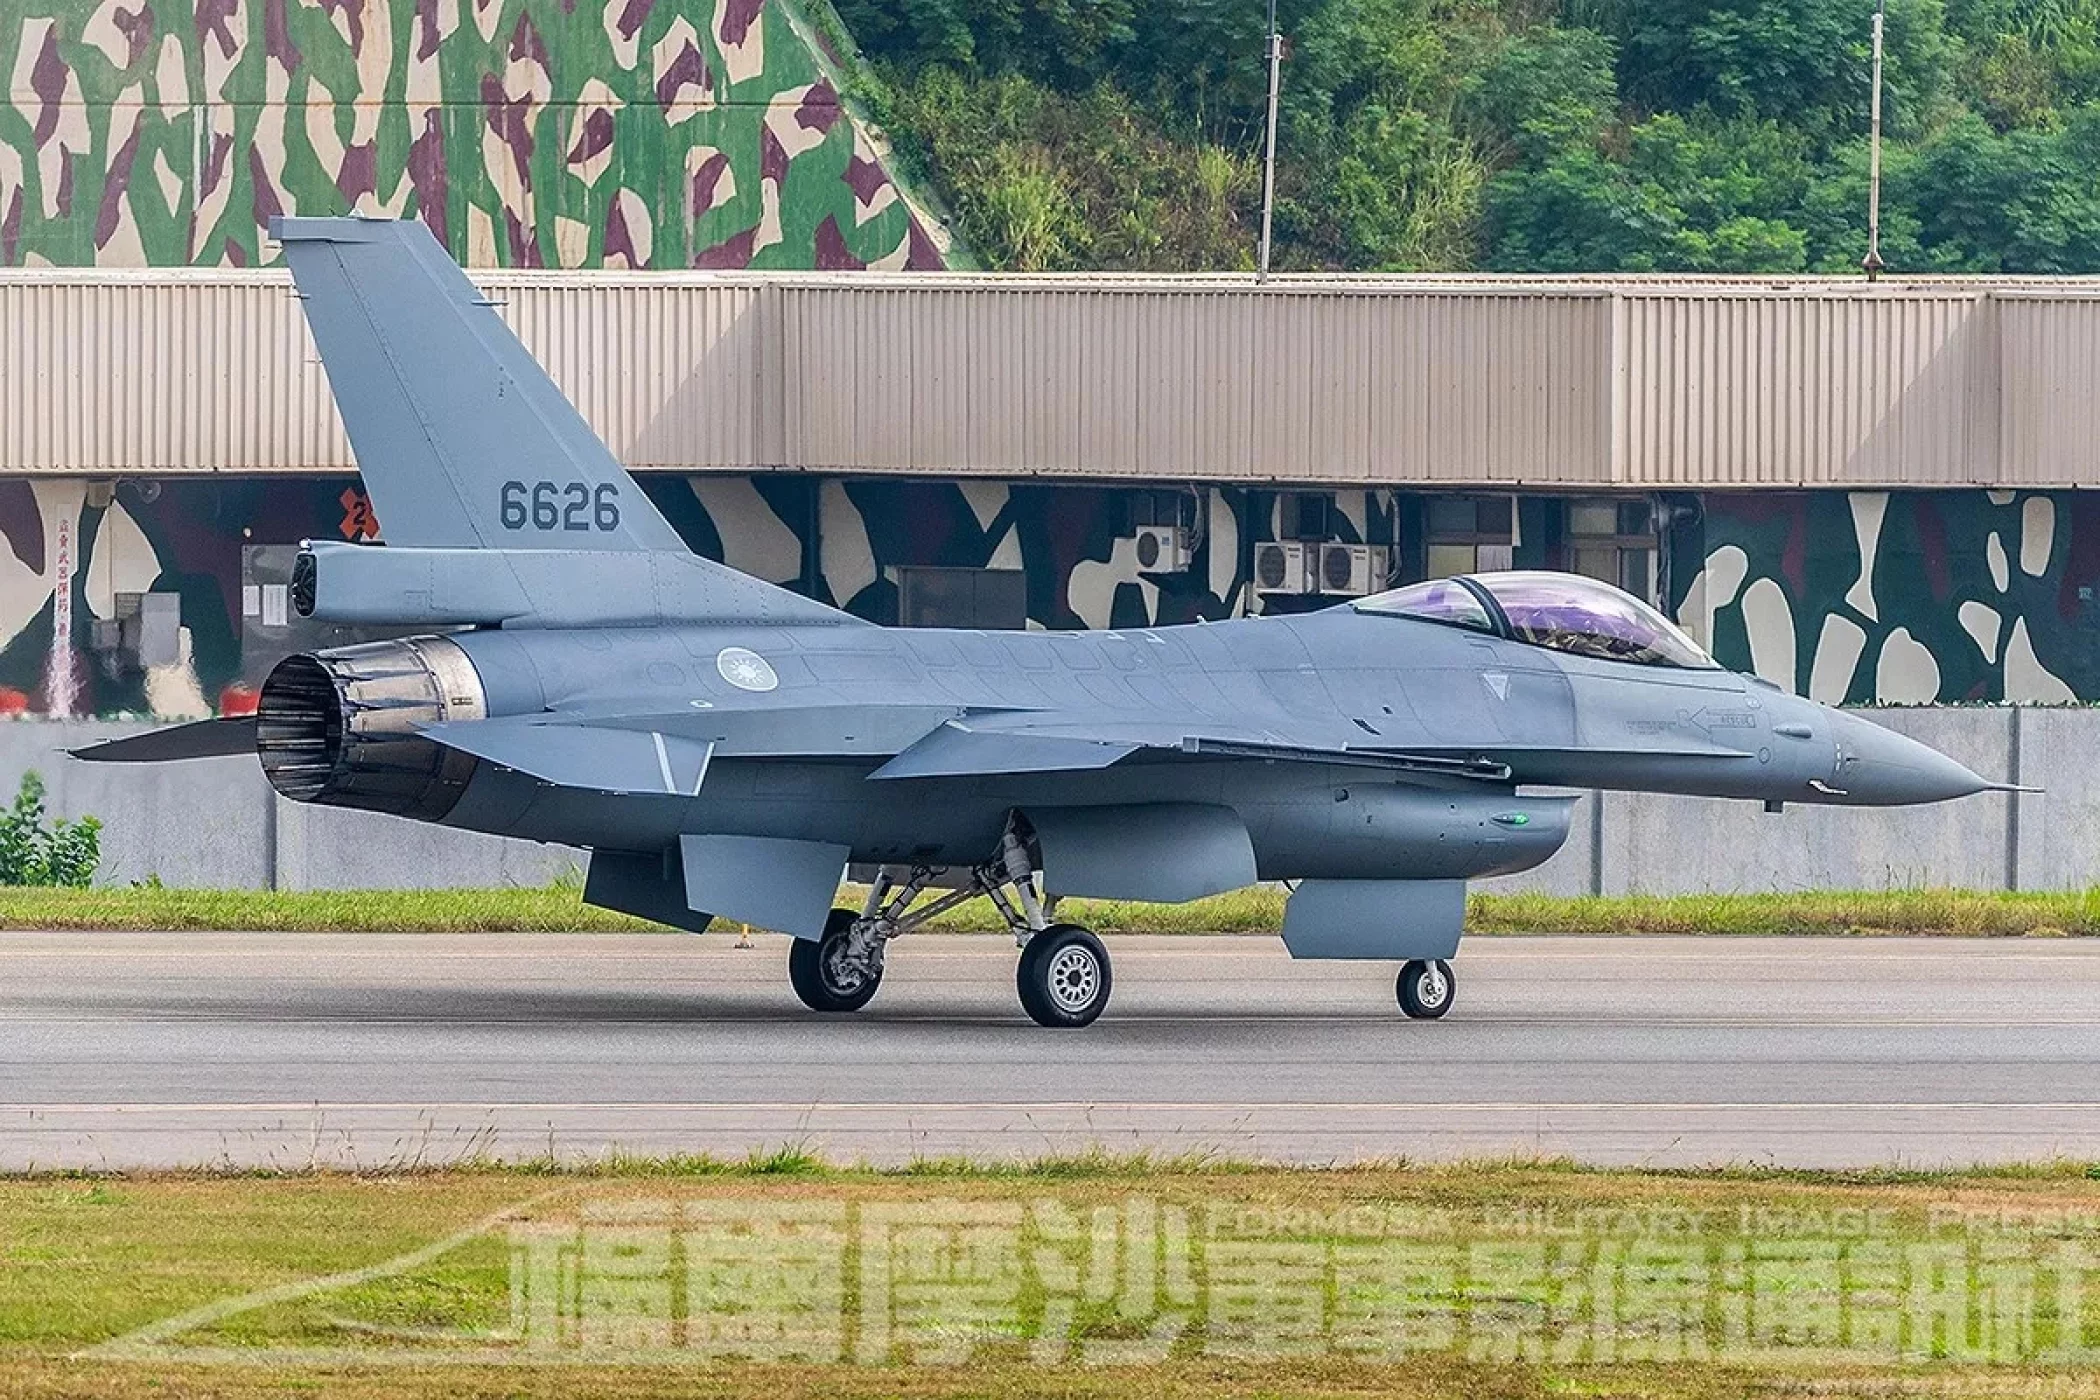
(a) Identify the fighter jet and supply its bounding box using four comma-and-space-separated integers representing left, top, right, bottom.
78, 215, 2015, 1027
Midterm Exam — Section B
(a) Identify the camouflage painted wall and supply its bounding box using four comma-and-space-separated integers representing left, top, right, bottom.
4, 474, 2093, 718
0, 0, 949, 269
1679, 490, 2097, 705
0, 474, 1402, 714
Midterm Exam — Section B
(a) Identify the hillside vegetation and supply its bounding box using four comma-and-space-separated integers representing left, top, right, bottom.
835, 0, 2100, 273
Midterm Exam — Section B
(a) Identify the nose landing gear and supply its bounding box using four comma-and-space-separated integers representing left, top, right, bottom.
1396, 958, 1455, 1019
1016, 924, 1112, 1028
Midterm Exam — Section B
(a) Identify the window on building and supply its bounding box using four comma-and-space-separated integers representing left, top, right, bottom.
1564, 498, 1658, 603
1127, 490, 1196, 532
1424, 495, 1514, 577
1287, 493, 1334, 541
896, 567, 1027, 630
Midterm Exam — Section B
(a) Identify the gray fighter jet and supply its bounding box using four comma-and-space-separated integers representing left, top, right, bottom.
79, 215, 2014, 1027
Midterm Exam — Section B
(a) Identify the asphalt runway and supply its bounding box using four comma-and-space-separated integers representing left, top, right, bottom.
0, 931, 2094, 1171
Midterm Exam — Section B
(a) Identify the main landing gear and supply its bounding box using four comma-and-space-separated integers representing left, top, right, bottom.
786, 823, 1113, 1028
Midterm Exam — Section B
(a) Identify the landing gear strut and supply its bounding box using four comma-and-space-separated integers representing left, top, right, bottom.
786, 820, 1114, 1027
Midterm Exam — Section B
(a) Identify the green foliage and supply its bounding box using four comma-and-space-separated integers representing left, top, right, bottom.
882, 69, 1254, 270
1458, 27, 1620, 163
0, 773, 100, 889
841, 0, 2100, 274
1486, 113, 1813, 271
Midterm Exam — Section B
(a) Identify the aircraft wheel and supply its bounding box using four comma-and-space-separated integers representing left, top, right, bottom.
1017, 924, 1112, 1028
788, 909, 883, 1013
1396, 959, 1455, 1020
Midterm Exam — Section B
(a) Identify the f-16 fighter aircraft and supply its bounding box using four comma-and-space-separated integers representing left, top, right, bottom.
79, 215, 2016, 1028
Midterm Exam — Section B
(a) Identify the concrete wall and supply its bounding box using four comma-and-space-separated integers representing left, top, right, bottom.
4, 712, 2093, 895
1485, 706, 2093, 895
10, 722, 581, 891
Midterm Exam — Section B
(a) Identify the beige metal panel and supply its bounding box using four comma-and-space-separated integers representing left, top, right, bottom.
1389, 293, 1612, 485
1616, 290, 1997, 487
773, 284, 1612, 484
1999, 297, 2100, 486
14, 268, 2100, 487
493, 278, 763, 472
0, 275, 345, 474
1191, 291, 1258, 480
0, 273, 766, 476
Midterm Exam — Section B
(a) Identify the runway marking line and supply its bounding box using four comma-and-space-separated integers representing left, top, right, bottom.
8, 1100, 2098, 1113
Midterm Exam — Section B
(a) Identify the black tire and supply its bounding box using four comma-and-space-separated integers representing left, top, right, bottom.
788, 909, 883, 1013
1396, 958, 1455, 1019
1017, 924, 1112, 1028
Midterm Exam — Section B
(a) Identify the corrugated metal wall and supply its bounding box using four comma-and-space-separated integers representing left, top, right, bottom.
776, 285, 1613, 482
2, 270, 2097, 488
1998, 292, 2100, 486
1615, 290, 2001, 486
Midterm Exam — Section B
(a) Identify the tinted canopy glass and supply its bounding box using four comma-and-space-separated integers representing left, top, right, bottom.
1354, 578, 1496, 633
1469, 571, 1715, 668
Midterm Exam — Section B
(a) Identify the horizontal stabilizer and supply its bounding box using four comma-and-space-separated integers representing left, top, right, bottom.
70, 717, 257, 763
421, 718, 718, 795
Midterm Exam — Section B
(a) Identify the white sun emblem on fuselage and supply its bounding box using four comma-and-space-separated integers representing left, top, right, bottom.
716, 646, 779, 692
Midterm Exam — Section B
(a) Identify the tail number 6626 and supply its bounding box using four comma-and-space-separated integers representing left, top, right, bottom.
500, 481, 622, 532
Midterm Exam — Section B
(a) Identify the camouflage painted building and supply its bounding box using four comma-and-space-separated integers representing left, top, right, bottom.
0, 0, 2094, 717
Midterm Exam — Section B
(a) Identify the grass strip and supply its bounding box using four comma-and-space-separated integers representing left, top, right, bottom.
4, 1159, 2099, 1398
1, 883, 2097, 936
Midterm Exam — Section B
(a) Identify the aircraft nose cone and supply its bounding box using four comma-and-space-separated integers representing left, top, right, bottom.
1830, 711, 1992, 806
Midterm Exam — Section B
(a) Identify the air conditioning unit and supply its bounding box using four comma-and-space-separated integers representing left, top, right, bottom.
1318, 543, 1389, 597
1253, 541, 1311, 594
1128, 524, 1192, 573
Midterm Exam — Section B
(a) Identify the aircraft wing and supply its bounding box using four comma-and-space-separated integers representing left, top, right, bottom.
867, 714, 1519, 782
418, 701, 1757, 794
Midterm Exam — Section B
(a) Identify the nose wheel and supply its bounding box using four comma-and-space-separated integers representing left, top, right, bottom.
1396, 958, 1455, 1019
1017, 924, 1112, 1028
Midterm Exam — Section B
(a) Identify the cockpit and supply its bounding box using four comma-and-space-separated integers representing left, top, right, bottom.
1354, 571, 1717, 669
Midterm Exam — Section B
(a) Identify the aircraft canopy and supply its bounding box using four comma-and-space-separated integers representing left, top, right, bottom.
1356, 570, 1717, 669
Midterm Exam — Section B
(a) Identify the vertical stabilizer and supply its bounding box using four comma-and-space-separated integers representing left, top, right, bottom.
273, 215, 685, 554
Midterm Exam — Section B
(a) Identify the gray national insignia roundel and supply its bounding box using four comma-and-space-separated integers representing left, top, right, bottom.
716, 646, 780, 692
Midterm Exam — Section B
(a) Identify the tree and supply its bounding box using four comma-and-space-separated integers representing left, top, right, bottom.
1483, 114, 1813, 272
1459, 27, 1620, 164
1612, 0, 1950, 140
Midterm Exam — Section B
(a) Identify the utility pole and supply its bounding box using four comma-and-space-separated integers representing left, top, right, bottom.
1863, 0, 1886, 279
1257, 0, 1282, 282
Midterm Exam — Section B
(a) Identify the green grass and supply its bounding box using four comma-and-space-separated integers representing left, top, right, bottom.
4, 1160, 2100, 1398
2, 883, 2097, 936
